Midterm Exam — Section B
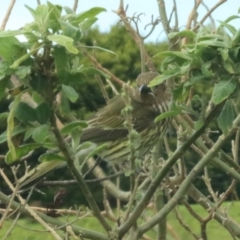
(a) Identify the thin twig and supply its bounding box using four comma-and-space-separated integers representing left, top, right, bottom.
73, 0, 78, 12
0, 168, 63, 240
193, 0, 227, 31
1, 0, 16, 30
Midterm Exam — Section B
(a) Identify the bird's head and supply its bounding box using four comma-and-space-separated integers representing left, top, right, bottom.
134, 72, 172, 104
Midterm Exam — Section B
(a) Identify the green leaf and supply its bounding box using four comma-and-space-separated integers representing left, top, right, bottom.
5, 143, 41, 164
197, 40, 229, 48
15, 66, 31, 79
61, 121, 87, 134
154, 111, 180, 122
53, 45, 69, 82
25, 5, 36, 20
32, 124, 49, 143
217, 100, 235, 134
63, 6, 74, 14
154, 51, 192, 60
201, 61, 213, 77
10, 45, 42, 69
15, 102, 37, 123
36, 102, 51, 124
7, 95, 22, 161
0, 112, 8, 121
24, 128, 35, 141
0, 36, 26, 62
232, 29, 240, 47
79, 17, 98, 32
0, 125, 25, 144
62, 84, 78, 103
0, 30, 23, 38
149, 67, 182, 87
168, 30, 196, 39
81, 67, 110, 78
59, 20, 81, 40
0, 61, 11, 80
194, 119, 204, 130
47, 2, 62, 32
212, 80, 237, 104
0, 76, 9, 101
39, 152, 65, 162
222, 59, 235, 74
47, 35, 78, 54
72, 7, 106, 25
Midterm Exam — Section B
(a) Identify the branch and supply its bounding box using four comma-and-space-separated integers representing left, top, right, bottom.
73, 0, 78, 12
0, 191, 109, 240
118, 101, 225, 238
83, 50, 125, 87
50, 114, 112, 233
113, 2, 156, 72
1, 0, 16, 30
0, 169, 62, 240
193, 0, 227, 31
139, 113, 240, 235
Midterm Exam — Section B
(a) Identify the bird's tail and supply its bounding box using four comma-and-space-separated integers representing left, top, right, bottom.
18, 143, 96, 188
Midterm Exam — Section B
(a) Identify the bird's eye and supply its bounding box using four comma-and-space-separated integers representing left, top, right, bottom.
139, 84, 152, 94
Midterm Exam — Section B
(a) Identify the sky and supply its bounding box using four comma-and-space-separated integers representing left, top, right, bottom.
0, 0, 239, 42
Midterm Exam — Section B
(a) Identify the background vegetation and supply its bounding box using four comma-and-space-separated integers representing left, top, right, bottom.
0, 0, 240, 240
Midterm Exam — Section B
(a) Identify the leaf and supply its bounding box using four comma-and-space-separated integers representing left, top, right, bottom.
0, 125, 25, 144
212, 80, 237, 104
148, 67, 182, 87
47, 2, 62, 32
62, 84, 78, 103
194, 119, 204, 130
83, 45, 117, 56
72, 7, 106, 25
201, 61, 213, 77
0, 112, 8, 121
0, 30, 23, 38
168, 30, 196, 39
154, 51, 192, 60
47, 35, 78, 54
15, 102, 37, 123
0, 76, 9, 101
58, 20, 81, 40
81, 67, 110, 78
0, 36, 26, 62
39, 152, 65, 162
5, 143, 41, 164
154, 111, 180, 122
53, 45, 69, 82
15, 66, 31, 79
10, 46, 42, 69
79, 17, 98, 32
36, 102, 51, 124
197, 40, 229, 48
61, 121, 87, 135
32, 124, 49, 143
217, 100, 235, 134
7, 95, 22, 161
24, 128, 35, 141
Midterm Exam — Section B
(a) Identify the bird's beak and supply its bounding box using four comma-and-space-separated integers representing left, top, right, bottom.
139, 84, 152, 94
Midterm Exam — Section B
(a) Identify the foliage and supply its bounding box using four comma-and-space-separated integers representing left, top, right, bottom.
1, 1, 240, 240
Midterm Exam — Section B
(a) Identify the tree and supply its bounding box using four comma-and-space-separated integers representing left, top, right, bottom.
1, 1, 240, 240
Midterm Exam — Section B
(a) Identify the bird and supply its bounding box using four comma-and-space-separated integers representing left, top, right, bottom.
19, 72, 172, 187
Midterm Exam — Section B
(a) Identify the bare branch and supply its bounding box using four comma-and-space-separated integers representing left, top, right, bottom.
193, 0, 227, 31
1, 0, 16, 30
73, 0, 78, 12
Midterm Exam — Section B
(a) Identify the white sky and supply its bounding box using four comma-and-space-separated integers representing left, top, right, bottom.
1, 0, 239, 42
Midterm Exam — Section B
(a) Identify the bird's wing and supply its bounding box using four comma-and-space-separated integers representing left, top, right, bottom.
80, 95, 158, 143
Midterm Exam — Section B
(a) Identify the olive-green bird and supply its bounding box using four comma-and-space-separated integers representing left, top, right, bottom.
19, 72, 172, 187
